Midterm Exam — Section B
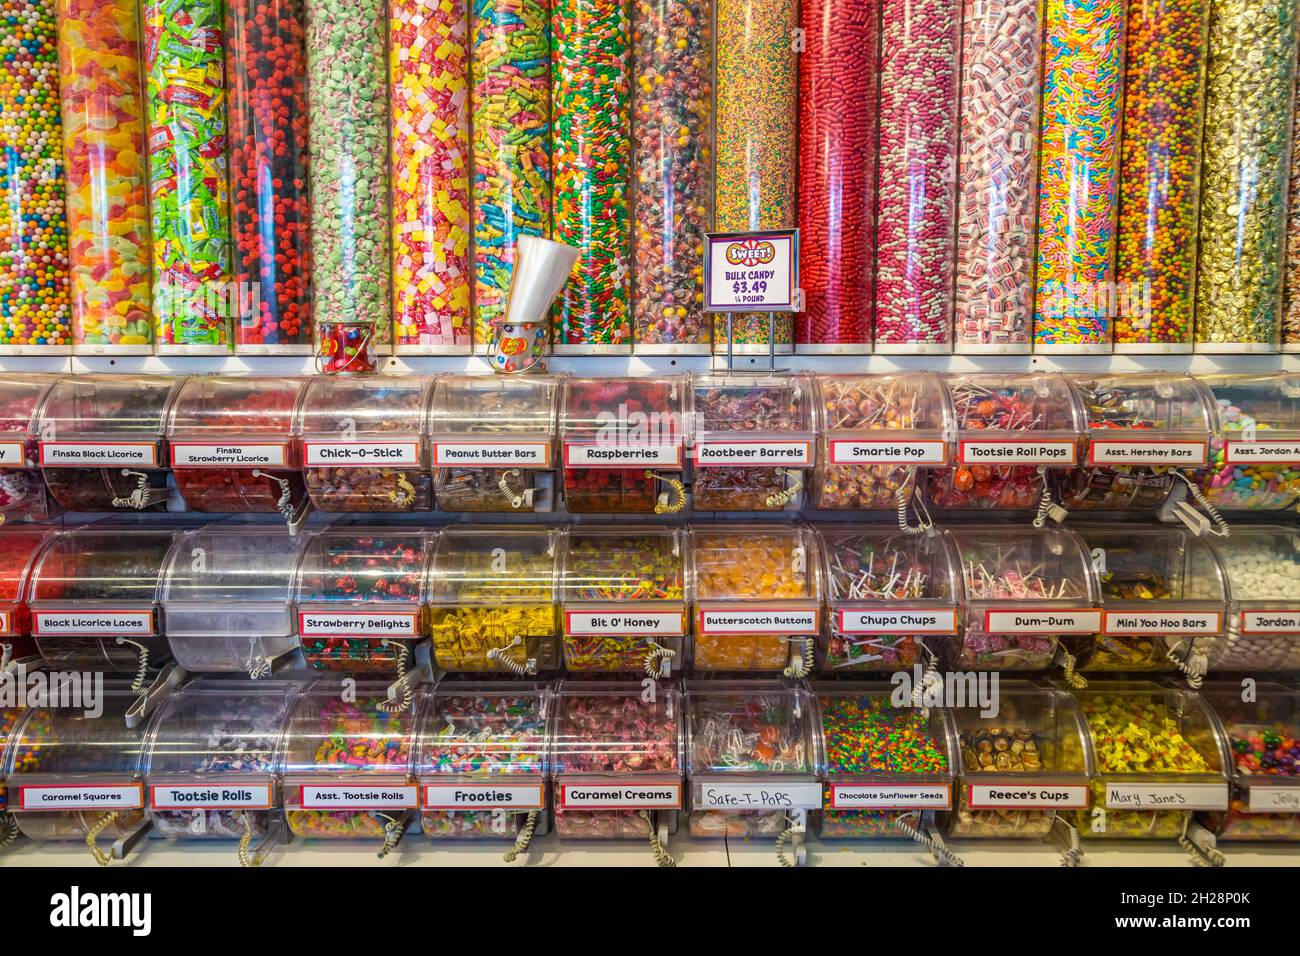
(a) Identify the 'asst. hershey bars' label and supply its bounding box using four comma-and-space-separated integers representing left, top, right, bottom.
967, 784, 1088, 809
828, 438, 947, 465
1240, 610, 1300, 634
150, 783, 272, 810
32, 609, 154, 636
170, 442, 289, 467
1088, 439, 1207, 466
557, 783, 681, 810
39, 441, 157, 468
1102, 611, 1222, 634
563, 441, 683, 469
693, 440, 811, 466
0, 439, 25, 467
984, 609, 1101, 634
959, 439, 1077, 465
1225, 441, 1300, 464
836, 608, 957, 634
305, 440, 420, 467
297, 611, 419, 637
422, 783, 545, 810
697, 604, 819, 635
298, 785, 418, 810
564, 609, 685, 636
20, 783, 143, 811
827, 784, 951, 810
432, 441, 551, 467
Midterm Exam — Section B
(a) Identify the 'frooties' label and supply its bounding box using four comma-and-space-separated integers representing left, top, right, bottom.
1088, 440, 1208, 466
1104, 783, 1228, 811
432, 441, 551, 467
563, 441, 683, 468
32, 610, 154, 636
297, 611, 419, 637
827, 784, 951, 810
984, 609, 1101, 634
20, 783, 143, 810
1240, 610, 1300, 634
150, 783, 272, 809
171, 443, 289, 467
305, 440, 420, 467
298, 785, 418, 810
422, 783, 545, 810
39, 441, 157, 467
959, 440, 1077, 465
837, 608, 957, 634
967, 784, 1088, 809
564, 609, 685, 636
693, 440, 812, 466
828, 438, 947, 465
1102, 611, 1221, 634
557, 783, 681, 809
697, 605, 820, 635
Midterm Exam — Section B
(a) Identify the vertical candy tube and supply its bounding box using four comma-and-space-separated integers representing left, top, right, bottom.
1286, 72, 1300, 351
795, 0, 877, 354
469, 0, 551, 351
630, 0, 711, 353
1033, 0, 1123, 352
0, 0, 71, 352
227, 0, 313, 354
874, 0, 959, 353
144, 0, 234, 353
56, 0, 152, 353
390, 0, 472, 354
1113, 0, 1208, 352
953, 0, 1041, 354
551, 0, 632, 352
1196, 0, 1298, 352
305, 0, 391, 348
713, 0, 796, 354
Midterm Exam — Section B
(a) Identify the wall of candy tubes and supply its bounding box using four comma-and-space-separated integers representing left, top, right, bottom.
2, 0, 1300, 872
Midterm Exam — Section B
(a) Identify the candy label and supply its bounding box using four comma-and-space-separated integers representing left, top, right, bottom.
967, 784, 1089, 809
563, 441, 683, 468
704, 230, 798, 312
1224, 441, 1300, 464
298, 784, 418, 810
564, 609, 686, 636
693, 440, 812, 466
422, 783, 545, 810
1102, 611, 1221, 634
39, 441, 157, 467
984, 609, 1101, 634
432, 441, 552, 468
32, 610, 154, 636
958, 439, 1077, 465
557, 782, 681, 809
837, 608, 958, 634
0, 440, 26, 467
304, 440, 420, 467
1104, 782, 1228, 811
1087, 440, 1208, 466
697, 604, 820, 635
298, 611, 419, 638
828, 438, 947, 465
0, 611, 9, 636
170, 443, 289, 467
697, 781, 823, 810
1240, 610, 1300, 634
827, 784, 951, 810
20, 783, 143, 810
1247, 786, 1300, 813
150, 782, 272, 809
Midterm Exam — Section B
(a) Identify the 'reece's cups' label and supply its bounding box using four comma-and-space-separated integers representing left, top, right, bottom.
985, 609, 1101, 634
564, 609, 685, 636
33, 609, 154, 636
39, 441, 157, 468
828, 438, 947, 465
1102, 611, 1221, 635
563, 441, 683, 469
828, 784, 951, 810
422, 783, 545, 810
305, 440, 420, 467
967, 784, 1088, 809
693, 440, 812, 466
959, 439, 1077, 466
150, 783, 272, 810
170, 443, 289, 467
20, 783, 144, 811
1224, 441, 1300, 465
298, 785, 418, 810
697, 604, 819, 635
298, 611, 419, 637
432, 441, 551, 467
837, 608, 957, 635
1105, 783, 1228, 811
1088, 439, 1208, 466
1240, 610, 1300, 634
557, 782, 681, 810
0, 439, 25, 467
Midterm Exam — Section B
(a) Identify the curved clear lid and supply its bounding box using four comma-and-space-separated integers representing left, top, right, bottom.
165, 376, 306, 462
947, 372, 1085, 468
951, 682, 1091, 783
684, 680, 820, 778
28, 527, 176, 608
296, 528, 430, 609
816, 371, 953, 466
281, 681, 421, 778
426, 526, 558, 607
691, 372, 814, 439
415, 682, 551, 778
819, 525, 960, 620
1200, 681, 1300, 799
160, 525, 308, 638
1199, 371, 1300, 461
1210, 528, 1300, 635
813, 682, 958, 785
550, 680, 683, 779
0, 372, 57, 448
143, 679, 304, 781
559, 376, 687, 469
429, 374, 558, 437
1075, 527, 1228, 634
5, 684, 146, 782
297, 376, 436, 474
1074, 372, 1213, 468
34, 374, 179, 449
949, 527, 1099, 633
561, 525, 686, 607
0, 526, 59, 623
692, 523, 822, 602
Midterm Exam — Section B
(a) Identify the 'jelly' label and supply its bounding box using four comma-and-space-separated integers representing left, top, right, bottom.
304, 440, 420, 467
693, 440, 812, 466
298, 611, 419, 637
1088, 440, 1208, 466
557, 783, 681, 809
564, 610, 685, 636
697, 605, 819, 635
828, 438, 947, 465
422, 783, 545, 810
150, 783, 272, 809
1105, 783, 1228, 811
959, 440, 1077, 465
33, 610, 154, 636
432, 441, 551, 467
697, 782, 823, 810
967, 784, 1088, 809
20, 783, 143, 810
0, 440, 25, 467
563, 441, 683, 469
1225, 441, 1300, 464
1240, 610, 1300, 634
827, 784, 951, 810
39, 441, 157, 467
837, 608, 957, 634
1247, 786, 1300, 813
298, 785, 418, 810
170, 442, 289, 467
1102, 611, 1221, 634
984, 609, 1101, 634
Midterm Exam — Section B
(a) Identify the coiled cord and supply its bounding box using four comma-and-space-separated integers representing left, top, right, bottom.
237, 812, 261, 868
85, 811, 119, 866
892, 812, 964, 867
1180, 817, 1226, 867
389, 473, 416, 508
487, 635, 538, 676
640, 810, 675, 868
895, 487, 932, 536
1032, 478, 1061, 530
376, 813, 405, 860
252, 469, 294, 522
378, 641, 413, 714
647, 471, 686, 514
782, 638, 814, 679
0, 812, 18, 848
765, 469, 803, 509
1058, 647, 1087, 688
111, 469, 156, 510
115, 637, 150, 693
503, 810, 539, 863
1176, 473, 1230, 538
643, 639, 675, 678
245, 638, 271, 680
498, 469, 527, 509
1166, 641, 1206, 690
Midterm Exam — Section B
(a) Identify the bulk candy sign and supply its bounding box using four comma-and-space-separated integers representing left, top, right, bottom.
704, 229, 799, 312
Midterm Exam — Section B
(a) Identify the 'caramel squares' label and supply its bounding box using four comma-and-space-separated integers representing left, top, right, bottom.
20, 783, 143, 811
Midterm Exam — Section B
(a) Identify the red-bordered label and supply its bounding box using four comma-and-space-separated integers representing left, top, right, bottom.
149, 783, 273, 810
562, 441, 683, 469
296, 784, 418, 811
563, 609, 685, 636
984, 609, 1101, 634
828, 438, 947, 466
1240, 610, 1300, 635
421, 782, 545, 811
297, 610, 419, 638
692, 440, 812, 467
557, 782, 681, 810
0, 439, 26, 467
1102, 610, 1222, 635
836, 608, 958, 635
32, 609, 154, 636
1224, 441, 1300, 465
304, 439, 420, 468
20, 782, 144, 811
39, 441, 157, 468
959, 439, 1077, 466
967, 784, 1088, 810
827, 783, 951, 810
697, 604, 820, 635
0, 610, 10, 636
1087, 439, 1208, 467
432, 440, 551, 468
170, 442, 289, 467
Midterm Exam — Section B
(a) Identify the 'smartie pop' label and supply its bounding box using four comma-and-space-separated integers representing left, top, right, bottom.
828, 438, 947, 465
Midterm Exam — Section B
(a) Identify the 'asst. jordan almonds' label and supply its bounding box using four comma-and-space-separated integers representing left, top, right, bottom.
1240, 610, 1300, 634
1224, 441, 1300, 464
305, 440, 420, 467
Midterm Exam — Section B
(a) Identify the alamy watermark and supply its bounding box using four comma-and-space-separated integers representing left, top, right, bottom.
0, 663, 103, 718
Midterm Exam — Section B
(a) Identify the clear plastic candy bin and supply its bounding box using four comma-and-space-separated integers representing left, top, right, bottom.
0, 374, 60, 522
0, 525, 59, 666
1192, 372, 1300, 512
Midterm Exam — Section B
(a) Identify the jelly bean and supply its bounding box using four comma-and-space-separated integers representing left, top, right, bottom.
1194, 400, 1300, 512
1210, 724, 1300, 841
55, 0, 152, 352
390, 0, 471, 353
1034, 0, 1123, 350
227, 0, 313, 353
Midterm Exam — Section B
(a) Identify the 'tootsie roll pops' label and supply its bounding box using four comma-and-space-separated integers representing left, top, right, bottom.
828, 438, 947, 465
32, 610, 154, 636
1087, 439, 1208, 466
297, 611, 419, 637
1104, 782, 1228, 811
967, 784, 1089, 809
150, 783, 273, 809
1102, 611, 1222, 634
170, 443, 289, 467
564, 609, 686, 636
697, 605, 820, 635
432, 441, 551, 467
827, 784, 951, 810
959, 439, 1077, 465
422, 783, 545, 810
698, 782, 823, 810
298, 785, 418, 810
557, 783, 681, 809
20, 783, 144, 810
39, 441, 158, 467
837, 608, 958, 634
304, 440, 421, 467
1240, 610, 1300, 634
984, 609, 1101, 634
1224, 441, 1300, 464
692, 440, 812, 466
0, 440, 25, 467
563, 441, 683, 468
